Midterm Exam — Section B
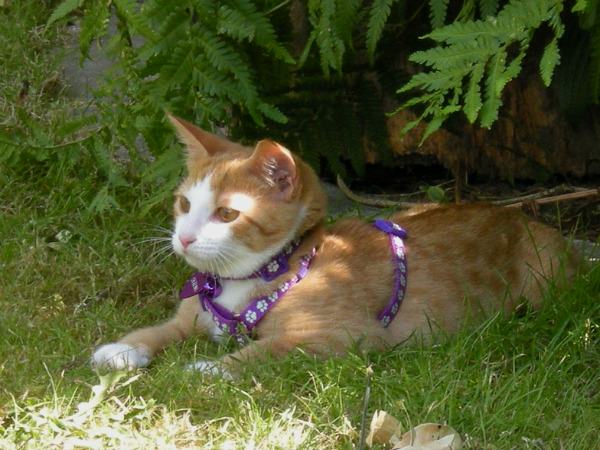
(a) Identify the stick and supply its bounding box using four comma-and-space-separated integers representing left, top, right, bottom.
336, 175, 419, 209
358, 366, 374, 450
492, 185, 572, 206
504, 188, 599, 208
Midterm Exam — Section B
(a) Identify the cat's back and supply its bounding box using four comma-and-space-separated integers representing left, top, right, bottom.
320, 204, 576, 339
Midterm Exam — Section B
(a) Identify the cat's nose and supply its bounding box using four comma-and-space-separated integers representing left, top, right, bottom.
179, 235, 196, 250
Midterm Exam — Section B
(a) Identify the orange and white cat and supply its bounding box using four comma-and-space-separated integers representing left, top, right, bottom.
92, 116, 577, 376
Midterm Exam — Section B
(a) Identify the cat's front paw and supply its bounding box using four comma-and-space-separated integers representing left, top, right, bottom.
91, 343, 150, 371
187, 360, 233, 380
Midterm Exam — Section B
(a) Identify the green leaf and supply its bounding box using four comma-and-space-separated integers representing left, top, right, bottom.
46, 0, 82, 27
410, 39, 495, 70
308, 0, 346, 76
426, 18, 507, 44
142, 145, 182, 183
335, 0, 362, 43
420, 115, 445, 143
88, 186, 120, 214
540, 38, 560, 86
400, 118, 422, 135
572, 0, 588, 13
478, 0, 500, 17
429, 0, 449, 29
257, 103, 288, 124
366, 0, 396, 64
425, 185, 447, 202
479, 49, 506, 128
113, 0, 158, 42
464, 63, 485, 123
79, 0, 110, 61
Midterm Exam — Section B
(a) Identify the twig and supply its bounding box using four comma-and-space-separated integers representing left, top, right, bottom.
0, 126, 105, 150
492, 185, 572, 206
357, 365, 373, 450
504, 188, 599, 208
336, 175, 419, 209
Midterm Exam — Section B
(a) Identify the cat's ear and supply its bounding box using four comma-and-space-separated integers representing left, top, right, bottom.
249, 140, 298, 200
167, 114, 239, 162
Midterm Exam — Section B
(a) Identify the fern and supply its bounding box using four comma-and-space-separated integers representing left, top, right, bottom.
335, 0, 362, 45
79, 1, 110, 61
113, 0, 157, 41
45, 0, 600, 188
478, 0, 499, 17
366, 0, 397, 64
46, 0, 82, 26
217, 1, 295, 64
464, 63, 485, 123
307, 0, 346, 76
540, 38, 561, 86
429, 0, 449, 29
396, 0, 566, 135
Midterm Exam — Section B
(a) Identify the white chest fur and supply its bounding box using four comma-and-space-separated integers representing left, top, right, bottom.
197, 278, 260, 343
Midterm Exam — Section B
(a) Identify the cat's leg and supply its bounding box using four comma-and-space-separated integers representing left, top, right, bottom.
189, 326, 388, 379
92, 296, 203, 371
188, 336, 292, 379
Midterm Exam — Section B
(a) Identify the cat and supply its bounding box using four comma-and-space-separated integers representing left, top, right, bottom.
92, 115, 578, 377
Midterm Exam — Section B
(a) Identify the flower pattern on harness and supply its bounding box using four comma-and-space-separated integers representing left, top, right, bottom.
256, 300, 268, 312
267, 261, 280, 273
179, 246, 318, 344
245, 310, 257, 324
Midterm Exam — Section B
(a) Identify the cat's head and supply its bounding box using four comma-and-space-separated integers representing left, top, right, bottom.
168, 115, 327, 277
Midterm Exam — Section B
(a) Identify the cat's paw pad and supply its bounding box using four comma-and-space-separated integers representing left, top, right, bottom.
91, 343, 150, 371
187, 360, 233, 380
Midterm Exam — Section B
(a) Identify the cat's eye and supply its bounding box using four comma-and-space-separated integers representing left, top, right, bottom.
215, 207, 240, 223
177, 195, 191, 213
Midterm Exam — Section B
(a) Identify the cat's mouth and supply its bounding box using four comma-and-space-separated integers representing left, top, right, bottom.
172, 236, 254, 277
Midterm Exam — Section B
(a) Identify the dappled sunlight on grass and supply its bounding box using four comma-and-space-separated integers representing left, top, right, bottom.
1, 165, 600, 448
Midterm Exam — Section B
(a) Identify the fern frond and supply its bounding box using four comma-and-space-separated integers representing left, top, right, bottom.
256, 103, 288, 124
79, 0, 110, 61
479, 49, 506, 128
218, 1, 294, 64
572, 0, 588, 12
398, 0, 566, 136
540, 38, 561, 86
307, 0, 345, 76
366, 0, 397, 64
113, 0, 158, 42
478, 0, 499, 17
464, 63, 485, 123
410, 39, 495, 70
335, 0, 362, 44
217, 5, 256, 41
47, 0, 82, 27
429, 0, 449, 29
426, 18, 515, 44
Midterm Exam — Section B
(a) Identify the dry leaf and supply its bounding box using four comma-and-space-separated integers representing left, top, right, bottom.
392, 423, 462, 450
366, 410, 402, 447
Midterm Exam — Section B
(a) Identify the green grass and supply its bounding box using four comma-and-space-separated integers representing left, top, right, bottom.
1, 171, 599, 449
1, 3, 600, 449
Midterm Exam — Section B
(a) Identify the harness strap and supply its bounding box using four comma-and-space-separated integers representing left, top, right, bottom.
373, 219, 408, 327
180, 247, 316, 345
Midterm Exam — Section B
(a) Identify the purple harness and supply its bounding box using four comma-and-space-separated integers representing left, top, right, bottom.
179, 240, 317, 344
372, 219, 409, 327
179, 220, 408, 343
